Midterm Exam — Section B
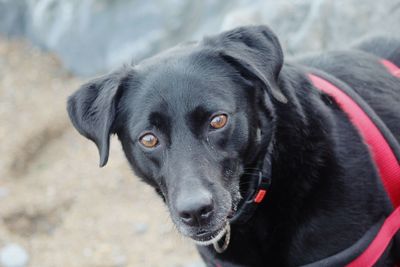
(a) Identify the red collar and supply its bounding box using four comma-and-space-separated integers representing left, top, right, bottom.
308, 59, 400, 267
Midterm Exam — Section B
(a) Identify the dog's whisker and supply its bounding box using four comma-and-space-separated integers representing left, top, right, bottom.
240, 173, 263, 177
243, 168, 262, 172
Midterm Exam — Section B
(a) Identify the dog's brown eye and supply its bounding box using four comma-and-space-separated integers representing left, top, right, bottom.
210, 114, 228, 129
139, 133, 159, 148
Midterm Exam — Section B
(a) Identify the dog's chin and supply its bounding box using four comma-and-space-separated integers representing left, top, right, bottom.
187, 221, 230, 246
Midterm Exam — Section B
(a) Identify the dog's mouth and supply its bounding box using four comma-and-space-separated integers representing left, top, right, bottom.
188, 200, 238, 246
191, 221, 230, 246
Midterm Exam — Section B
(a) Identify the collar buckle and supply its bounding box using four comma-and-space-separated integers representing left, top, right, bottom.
229, 171, 271, 225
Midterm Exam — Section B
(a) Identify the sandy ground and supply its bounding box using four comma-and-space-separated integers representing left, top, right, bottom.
0, 38, 201, 267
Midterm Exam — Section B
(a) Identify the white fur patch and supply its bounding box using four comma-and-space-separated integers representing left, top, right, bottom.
192, 223, 229, 246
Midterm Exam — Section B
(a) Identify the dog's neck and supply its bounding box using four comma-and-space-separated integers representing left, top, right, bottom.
198, 66, 338, 265
198, 65, 387, 266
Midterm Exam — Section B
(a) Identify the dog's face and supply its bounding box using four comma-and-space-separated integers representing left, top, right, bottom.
67, 26, 286, 244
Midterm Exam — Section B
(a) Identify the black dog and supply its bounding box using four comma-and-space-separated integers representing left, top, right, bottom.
67, 26, 400, 266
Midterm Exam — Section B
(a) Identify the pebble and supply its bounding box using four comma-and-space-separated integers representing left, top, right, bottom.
133, 222, 148, 234
0, 187, 9, 199
184, 261, 206, 267
0, 244, 29, 267
112, 253, 127, 267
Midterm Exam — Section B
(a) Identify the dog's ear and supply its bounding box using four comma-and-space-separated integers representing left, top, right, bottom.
204, 25, 287, 103
67, 68, 130, 167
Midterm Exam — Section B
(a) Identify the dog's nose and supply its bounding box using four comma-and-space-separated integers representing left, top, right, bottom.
177, 194, 214, 226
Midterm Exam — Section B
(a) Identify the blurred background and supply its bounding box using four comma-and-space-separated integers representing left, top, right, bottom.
0, 0, 399, 266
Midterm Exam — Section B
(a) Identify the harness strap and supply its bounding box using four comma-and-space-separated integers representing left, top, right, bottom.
347, 206, 400, 267
382, 59, 400, 78
309, 58, 400, 267
215, 59, 400, 267
308, 71, 400, 208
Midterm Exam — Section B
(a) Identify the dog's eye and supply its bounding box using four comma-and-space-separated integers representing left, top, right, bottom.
139, 133, 159, 148
210, 114, 228, 129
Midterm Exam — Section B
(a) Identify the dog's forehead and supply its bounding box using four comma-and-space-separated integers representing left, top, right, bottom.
132, 51, 241, 117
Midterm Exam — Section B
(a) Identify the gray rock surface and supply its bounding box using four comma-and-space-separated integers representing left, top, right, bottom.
0, 0, 399, 76
0, 0, 27, 36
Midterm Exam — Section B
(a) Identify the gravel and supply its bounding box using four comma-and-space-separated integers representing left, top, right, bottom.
0, 38, 200, 267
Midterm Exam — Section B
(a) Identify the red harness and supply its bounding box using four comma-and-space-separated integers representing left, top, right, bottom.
309, 59, 400, 267
215, 60, 400, 267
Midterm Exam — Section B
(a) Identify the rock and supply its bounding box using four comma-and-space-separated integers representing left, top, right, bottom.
221, 0, 400, 55
0, 0, 399, 76
0, 187, 9, 199
0, 1, 27, 36
0, 0, 232, 76
133, 222, 148, 234
184, 261, 206, 267
112, 253, 127, 267
0, 244, 29, 267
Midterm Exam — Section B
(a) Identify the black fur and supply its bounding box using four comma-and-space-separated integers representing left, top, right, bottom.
67, 26, 400, 266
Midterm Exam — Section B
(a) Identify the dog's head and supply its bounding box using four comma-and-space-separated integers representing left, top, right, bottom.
67, 26, 286, 244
